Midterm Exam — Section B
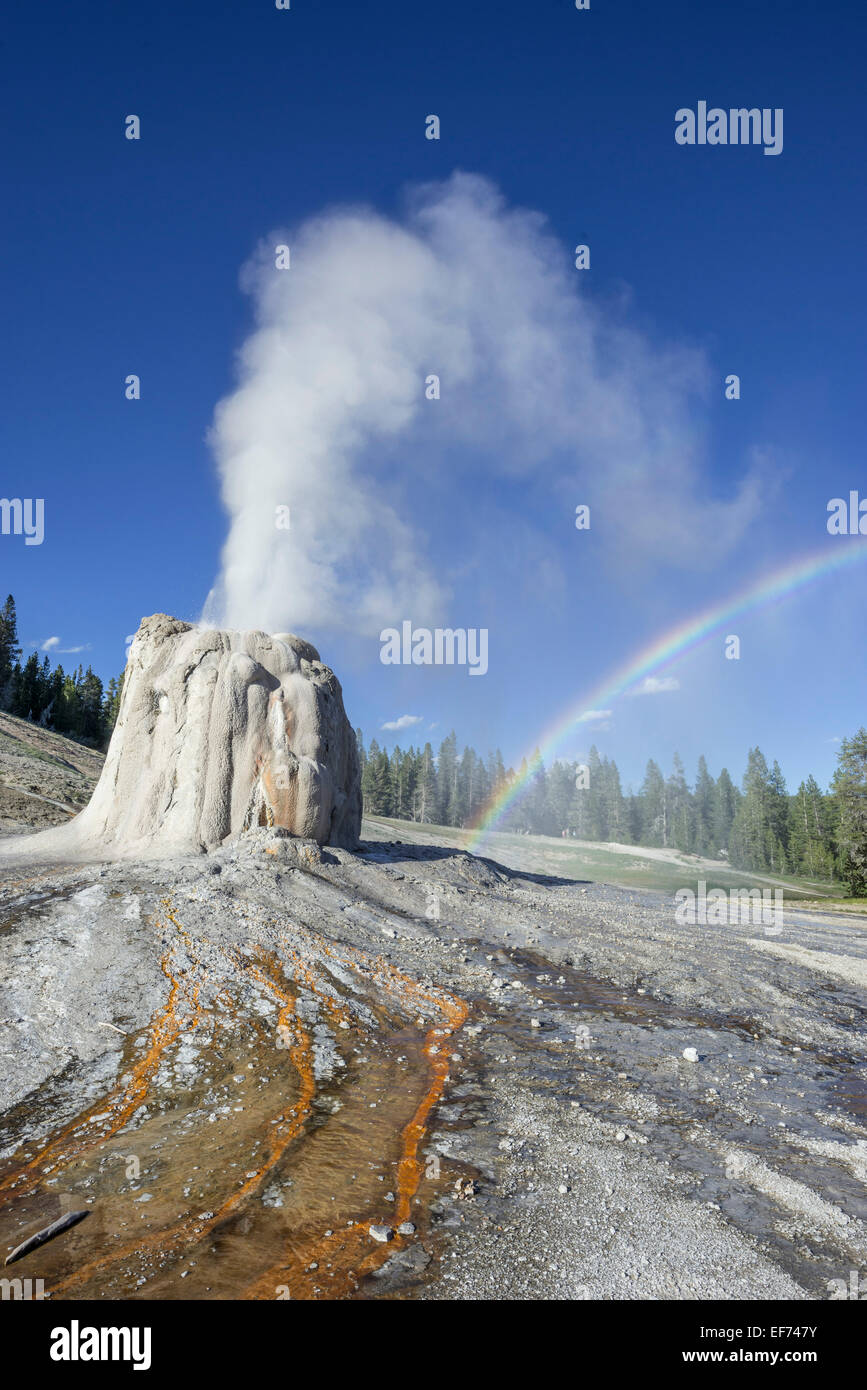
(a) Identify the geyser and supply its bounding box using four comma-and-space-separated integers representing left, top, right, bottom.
5, 614, 361, 859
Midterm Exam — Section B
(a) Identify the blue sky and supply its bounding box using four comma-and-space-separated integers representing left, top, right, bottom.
2, 0, 865, 793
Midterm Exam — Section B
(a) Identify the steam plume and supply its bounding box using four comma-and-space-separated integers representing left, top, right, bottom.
204, 173, 766, 635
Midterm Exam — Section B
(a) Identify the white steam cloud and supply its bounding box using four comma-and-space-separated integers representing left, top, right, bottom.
204, 173, 767, 636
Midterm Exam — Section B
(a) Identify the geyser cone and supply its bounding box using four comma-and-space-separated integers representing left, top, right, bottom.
4, 614, 361, 860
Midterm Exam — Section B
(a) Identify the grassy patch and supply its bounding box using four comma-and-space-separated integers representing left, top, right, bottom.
364, 815, 844, 901
0, 731, 83, 775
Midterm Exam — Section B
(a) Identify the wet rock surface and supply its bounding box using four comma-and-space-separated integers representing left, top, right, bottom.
0, 819, 865, 1300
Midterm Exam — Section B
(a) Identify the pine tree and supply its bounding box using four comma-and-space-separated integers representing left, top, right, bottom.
416, 742, 438, 823
437, 732, 460, 826
389, 745, 406, 818
730, 747, 772, 872
713, 768, 738, 853
585, 745, 606, 839
502, 756, 529, 832
548, 760, 576, 834
78, 666, 104, 742
568, 766, 593, 838
599, 757, 627, 842
639, 759, 666, 846
474, 754, 491, 823
12, 651, 41, 720
767, 760, 790, 872
103, 671, 125, 742
524, 748, 550, 835
487, 749, 507, 801
355, 728, 367, 775
361, 738, 392, 815
788, 775, 834, 879
0, 595, 21, 707
831, 729, 867, 895
667, 753, 692, 851
458, 745, 478, 825
693, 756, 715, 854
625, 787, 643, 844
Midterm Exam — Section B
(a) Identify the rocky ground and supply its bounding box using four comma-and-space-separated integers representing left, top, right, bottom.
0, 798, 865, 1301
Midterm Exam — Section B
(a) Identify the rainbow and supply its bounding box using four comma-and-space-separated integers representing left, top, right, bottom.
467, 538, 867, 850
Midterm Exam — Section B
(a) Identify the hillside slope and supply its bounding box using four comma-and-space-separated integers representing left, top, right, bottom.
0, 711, 105, 832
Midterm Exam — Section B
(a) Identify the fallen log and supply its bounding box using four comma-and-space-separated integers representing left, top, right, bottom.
4, 1209, 90, 1266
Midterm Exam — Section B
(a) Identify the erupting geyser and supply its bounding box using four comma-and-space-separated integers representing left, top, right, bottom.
4, 614, 361, 859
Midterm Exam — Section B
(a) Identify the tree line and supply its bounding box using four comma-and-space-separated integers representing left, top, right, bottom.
2, 587, 863, 895
0, 595, 124, 746
357, 728, 867, 896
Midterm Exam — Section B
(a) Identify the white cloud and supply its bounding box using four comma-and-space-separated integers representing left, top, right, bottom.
577, 709, 613, 723
381, 714, 424, 731
628, 676, 681, 696
203, 173, 770, 637
34, 637, 90, 655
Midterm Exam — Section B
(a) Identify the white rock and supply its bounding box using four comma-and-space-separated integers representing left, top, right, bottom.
682, 1047, 700, 1063
1, 614, 361, 860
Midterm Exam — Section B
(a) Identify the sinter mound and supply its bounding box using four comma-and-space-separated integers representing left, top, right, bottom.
0, 614, 361, 860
